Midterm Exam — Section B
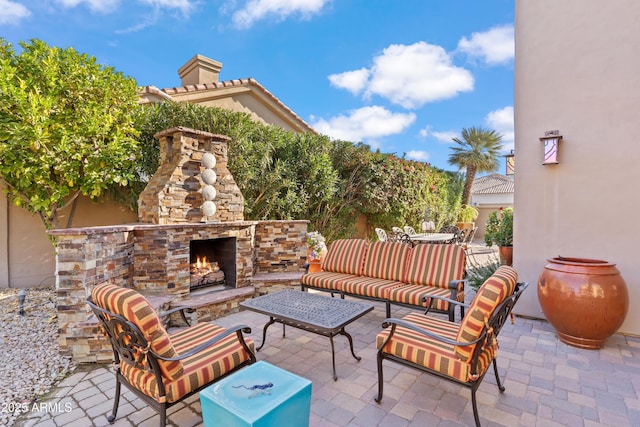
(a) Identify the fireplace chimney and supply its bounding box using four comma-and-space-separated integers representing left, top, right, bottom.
138, 127, 244, 224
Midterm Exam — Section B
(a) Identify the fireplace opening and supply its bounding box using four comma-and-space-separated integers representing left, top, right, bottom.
190, 238, 237, 291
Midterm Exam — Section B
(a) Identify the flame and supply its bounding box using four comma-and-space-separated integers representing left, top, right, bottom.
195, 255, 211, 272
193, 256, 220, 273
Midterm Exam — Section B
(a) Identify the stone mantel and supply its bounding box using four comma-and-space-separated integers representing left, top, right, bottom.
47, 220, 264, 236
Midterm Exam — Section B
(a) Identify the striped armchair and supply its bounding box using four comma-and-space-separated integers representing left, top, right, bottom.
375, 266, 528, 427
87, 283, 256, 427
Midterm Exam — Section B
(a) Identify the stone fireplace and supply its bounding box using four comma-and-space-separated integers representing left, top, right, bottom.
50, 127, 309, 362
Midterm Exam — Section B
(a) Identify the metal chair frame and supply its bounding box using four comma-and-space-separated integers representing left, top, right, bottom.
375, 282, 529, 427
87, 297, 256, 427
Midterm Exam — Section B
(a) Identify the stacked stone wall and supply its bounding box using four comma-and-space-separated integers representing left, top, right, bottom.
253, 220, 308, 273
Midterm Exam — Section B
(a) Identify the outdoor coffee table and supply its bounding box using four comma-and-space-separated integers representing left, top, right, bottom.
240, 289, 374, 380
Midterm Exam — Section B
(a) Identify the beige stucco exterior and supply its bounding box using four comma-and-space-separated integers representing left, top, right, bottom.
0, 183, 137, 288
514, 1, 640, 335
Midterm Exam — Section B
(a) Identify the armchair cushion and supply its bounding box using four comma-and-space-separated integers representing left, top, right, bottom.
321, 239, 368, 275
120, 322, 255, 403
405, 244, 466, 288
91, 283, 183, 381
376, 313, 496, 383
455, 265, 518, 362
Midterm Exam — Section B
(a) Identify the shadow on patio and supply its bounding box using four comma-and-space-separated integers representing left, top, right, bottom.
15, 290, 640, 427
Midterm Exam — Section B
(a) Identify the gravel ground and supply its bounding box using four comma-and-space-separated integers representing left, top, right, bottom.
0, 287, 77, 427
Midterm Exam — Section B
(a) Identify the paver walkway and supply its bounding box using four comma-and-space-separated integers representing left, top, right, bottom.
14, 295, 640, 427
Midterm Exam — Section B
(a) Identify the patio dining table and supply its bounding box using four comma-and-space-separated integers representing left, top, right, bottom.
409, 233, 456, 243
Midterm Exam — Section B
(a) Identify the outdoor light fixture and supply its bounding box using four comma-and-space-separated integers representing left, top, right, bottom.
540, 130, 562, 165
504, 150, 515, 175
18, 289, 26, 316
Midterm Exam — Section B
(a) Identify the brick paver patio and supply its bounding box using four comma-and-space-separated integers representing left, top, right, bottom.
14, 289, 640, 427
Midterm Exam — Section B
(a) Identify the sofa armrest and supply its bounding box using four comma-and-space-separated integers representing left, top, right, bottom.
448, 278, 467, 290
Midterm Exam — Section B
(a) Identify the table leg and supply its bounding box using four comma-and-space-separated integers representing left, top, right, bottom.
256, 317, 277, 352
339, 328, 361, 361
329, 335, 337, 381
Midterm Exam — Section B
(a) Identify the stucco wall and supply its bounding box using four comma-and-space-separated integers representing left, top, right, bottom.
0, 190, 137, 288
514, 0, 640, 335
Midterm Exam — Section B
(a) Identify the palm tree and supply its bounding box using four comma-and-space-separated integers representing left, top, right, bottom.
448, 127, 504, 205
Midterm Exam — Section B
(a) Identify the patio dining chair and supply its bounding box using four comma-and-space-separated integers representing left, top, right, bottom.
375, 266, 528, 427
375, 227, 388, 242
392, 226, 404, 234
439, 224, 462, 244
403, 225, 417, 235
87, 283, 256, 427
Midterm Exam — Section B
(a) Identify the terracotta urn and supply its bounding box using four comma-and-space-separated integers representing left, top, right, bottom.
498, 246, 513, 266
538, 257, 629, 349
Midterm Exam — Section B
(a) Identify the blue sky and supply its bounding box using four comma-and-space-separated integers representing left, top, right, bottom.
1, 0, 514, 173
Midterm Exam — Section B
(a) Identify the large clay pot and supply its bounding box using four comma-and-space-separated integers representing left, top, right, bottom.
538, 257, 629, 349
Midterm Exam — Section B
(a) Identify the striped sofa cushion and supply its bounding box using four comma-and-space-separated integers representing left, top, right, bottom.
321, 239, 368, 275
376, 313, 495, 383
120, 323, 255, 403
361, 241, 411, 282
301, 271, 355, 291
92, 283, 183, 381
387, 284, 464, 311
405, 244, 466, 288
454, 266, 518, 362
340, 276, 405, 299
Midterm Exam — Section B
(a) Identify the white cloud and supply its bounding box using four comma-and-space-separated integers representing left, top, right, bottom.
406, 150, 430, 161
485, 106, 514, 151
139, 0, 195, 15
55, 0, 121, 14
328, 68, 369, 95
231, 0, 330, 29
457, 25, 514, 65
419, 125, 458, 143
332, 42, 473, 110
311, 105, 415, 143
432, 130, 459, 143
55, 0, 195, 15
0, 0, 31, 24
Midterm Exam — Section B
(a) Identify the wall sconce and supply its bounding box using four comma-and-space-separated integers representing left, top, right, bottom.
504, 150, 515, 175
540, 130, 562, 165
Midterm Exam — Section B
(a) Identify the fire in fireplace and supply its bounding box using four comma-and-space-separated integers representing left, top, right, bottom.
190, 238, 237, 291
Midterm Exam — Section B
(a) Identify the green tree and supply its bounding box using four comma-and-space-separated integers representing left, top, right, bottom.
448, 127, 503, 205
0, 39, 141, 230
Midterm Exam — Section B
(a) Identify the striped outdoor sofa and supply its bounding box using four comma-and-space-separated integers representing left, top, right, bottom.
301, 239, 467, 321
374, 265, 528, 427
87, 283, 256, 427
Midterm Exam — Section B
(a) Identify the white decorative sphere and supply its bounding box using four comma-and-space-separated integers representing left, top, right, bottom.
202, 201, 217, 217
202, 152, 217, 169
202, 185, 217, 201
202, 169, 217, 184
